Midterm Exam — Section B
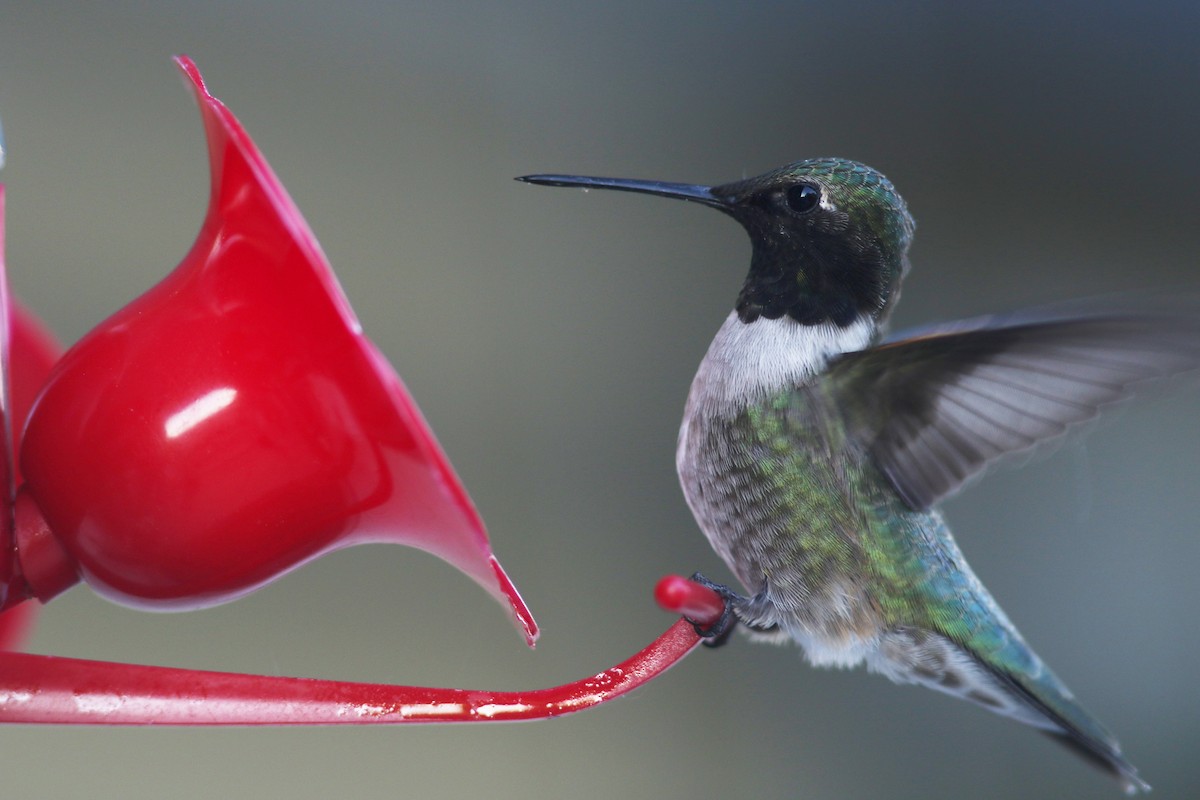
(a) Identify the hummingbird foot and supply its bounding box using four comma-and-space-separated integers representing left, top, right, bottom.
686, 572, 745, 647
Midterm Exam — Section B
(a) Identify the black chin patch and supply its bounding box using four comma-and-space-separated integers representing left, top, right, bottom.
736, 283, 861, 327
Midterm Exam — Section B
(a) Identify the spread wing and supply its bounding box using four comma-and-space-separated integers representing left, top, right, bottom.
829, 302, 1200, 511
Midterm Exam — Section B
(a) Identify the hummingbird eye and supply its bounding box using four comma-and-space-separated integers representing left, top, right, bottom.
784, 184, 821, 215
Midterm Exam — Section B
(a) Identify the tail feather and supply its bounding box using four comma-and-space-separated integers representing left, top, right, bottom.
989, 667, 1150, 794
873, 628, 1148, 792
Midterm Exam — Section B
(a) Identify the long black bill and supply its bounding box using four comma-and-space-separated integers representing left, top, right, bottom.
516, 174, 726, 209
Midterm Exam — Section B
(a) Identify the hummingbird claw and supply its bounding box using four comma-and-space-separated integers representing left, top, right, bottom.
686, 572, 742, 647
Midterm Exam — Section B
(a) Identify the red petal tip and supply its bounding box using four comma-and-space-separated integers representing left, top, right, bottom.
490, 557, 538, 648
172, 55, 207, 97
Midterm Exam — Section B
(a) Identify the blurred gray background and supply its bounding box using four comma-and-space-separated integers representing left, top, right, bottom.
2, 2, 1198, 798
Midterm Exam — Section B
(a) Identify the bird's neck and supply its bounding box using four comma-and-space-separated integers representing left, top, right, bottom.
686, 311, 876, 415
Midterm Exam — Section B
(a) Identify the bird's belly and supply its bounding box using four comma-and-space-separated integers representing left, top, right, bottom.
677, 405, 886, 648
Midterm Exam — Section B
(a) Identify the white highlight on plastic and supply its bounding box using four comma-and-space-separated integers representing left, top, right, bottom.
398, 702, 466, 718
72, 693, 125, 715
474, 703, 533, 719
165, 388, 238, 439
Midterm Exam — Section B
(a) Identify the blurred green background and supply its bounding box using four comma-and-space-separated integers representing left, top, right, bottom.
2, 2, 1198, 798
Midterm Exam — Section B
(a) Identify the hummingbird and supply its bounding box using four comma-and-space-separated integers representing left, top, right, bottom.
519, 158, 1200, 793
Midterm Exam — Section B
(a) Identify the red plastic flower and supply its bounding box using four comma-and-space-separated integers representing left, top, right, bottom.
5, 57, 536, 645
0, 217, 64, 649
0, 57, 724, 725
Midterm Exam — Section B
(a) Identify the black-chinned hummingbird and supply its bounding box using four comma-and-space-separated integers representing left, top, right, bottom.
519, 158, 1200, 792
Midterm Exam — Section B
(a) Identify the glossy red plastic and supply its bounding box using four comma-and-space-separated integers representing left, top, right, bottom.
9, 302, 64, 455
654, 574, 726, 627
0, 58, 731, 725
0, 186, 63, 644
0, 577, 723, 724
0, 618, 706, 725
0, 302, 64, 646
12, 57, 536, 644
0, 184, 12, 616
0, 604, 32, 651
